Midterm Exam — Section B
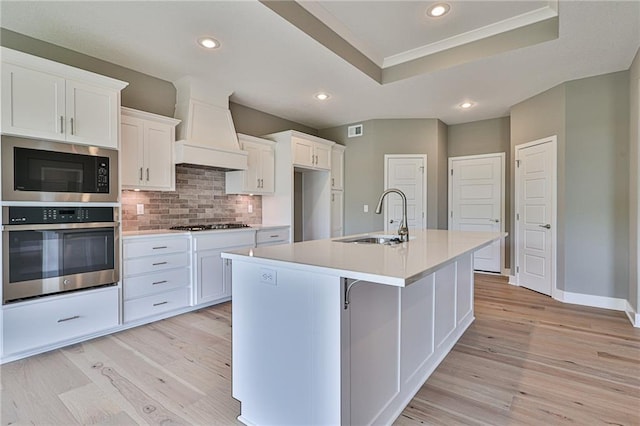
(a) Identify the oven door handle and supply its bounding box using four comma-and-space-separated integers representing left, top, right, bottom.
2, 222, 119, 231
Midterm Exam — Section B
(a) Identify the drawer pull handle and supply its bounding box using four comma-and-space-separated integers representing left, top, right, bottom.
152, 261, 168, 266
152, 280, 168, 285
57, 315, 80, 323
153, 301, 168, 307
152, 246, 168, 250
270, 235, 279, 238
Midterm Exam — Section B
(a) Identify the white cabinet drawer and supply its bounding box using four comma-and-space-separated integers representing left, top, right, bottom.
124, 252, 189, 276
124, 237, 189, 258
256, 228, 290, 245
2, 287, 118, 355
124, 287, 190, 323
194, 230, 255, 251
124, 268, 190, 300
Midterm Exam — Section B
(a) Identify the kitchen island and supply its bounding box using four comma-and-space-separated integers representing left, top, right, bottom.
222, 229, 503, 425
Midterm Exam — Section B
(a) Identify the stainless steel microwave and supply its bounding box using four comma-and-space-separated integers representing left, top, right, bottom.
1, 136, 119, 202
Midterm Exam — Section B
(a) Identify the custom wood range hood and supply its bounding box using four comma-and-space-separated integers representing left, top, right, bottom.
173, 76, 248, 170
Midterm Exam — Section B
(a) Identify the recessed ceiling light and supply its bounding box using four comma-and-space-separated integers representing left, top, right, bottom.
315, 92, 330, 101
198, 37, 220, 49
427, 3, 450, 17
460, 101, 474, 109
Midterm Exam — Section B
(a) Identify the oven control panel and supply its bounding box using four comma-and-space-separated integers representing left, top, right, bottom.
3, 206, 114, 224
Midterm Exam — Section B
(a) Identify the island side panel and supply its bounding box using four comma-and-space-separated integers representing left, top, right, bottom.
348, 252, 476, 425
231, 259, 343, 425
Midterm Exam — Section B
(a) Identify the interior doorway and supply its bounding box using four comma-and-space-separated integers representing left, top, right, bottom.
514, 136, 557, 296
448, 153, 505, 273
383, 155, 427, 233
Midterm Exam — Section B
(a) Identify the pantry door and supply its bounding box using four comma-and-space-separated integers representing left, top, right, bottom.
449, 153, 504, 273
383, 155, 427, 232
515, 136, 557, 296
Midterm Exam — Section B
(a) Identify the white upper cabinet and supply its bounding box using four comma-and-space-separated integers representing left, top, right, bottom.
226, 134, 276, 195
292, 135, 332, 170
1, 47, 127, 149
121, 107, 180, 191
331, 144, 345, 190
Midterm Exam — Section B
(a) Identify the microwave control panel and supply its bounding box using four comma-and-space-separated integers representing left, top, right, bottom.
3, 206, 114, 224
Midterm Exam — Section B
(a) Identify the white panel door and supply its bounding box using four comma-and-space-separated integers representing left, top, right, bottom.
449, 154, 504, 273
516, 139, 556, 296
384, 155, 426, 232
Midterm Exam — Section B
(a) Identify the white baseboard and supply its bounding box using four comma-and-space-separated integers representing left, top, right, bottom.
625, 301, 640, 328
554, 289, 628, 311
488, 275, 638, 328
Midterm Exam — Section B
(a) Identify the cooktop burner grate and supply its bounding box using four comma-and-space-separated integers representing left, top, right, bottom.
169, 223, 251, 232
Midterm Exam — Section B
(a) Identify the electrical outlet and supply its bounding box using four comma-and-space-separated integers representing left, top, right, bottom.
136, 204, 144, 215
364, 204, 369, 213
260, 268, 277, 285
248, 204, 253, 213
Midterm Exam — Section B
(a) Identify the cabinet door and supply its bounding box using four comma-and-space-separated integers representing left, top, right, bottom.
195, 249, 227, 305
331, 190, 344, 237
331, 148, 344, 190
120, 115, 144, 188
314, 143, 332, 170
259, 146, 275, 193
1, 64, 66, 141
243, 142, 262, 192
292, 137, 314, 167
144, 121, 174, 189
65, 80, 118, 148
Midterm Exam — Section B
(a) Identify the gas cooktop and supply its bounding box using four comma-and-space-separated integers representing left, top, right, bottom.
170, 223, 251, 232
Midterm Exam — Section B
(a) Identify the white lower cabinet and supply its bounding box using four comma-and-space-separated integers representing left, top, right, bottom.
123, 234, 191, 323
256, 227, 290, 247
193, 230, 255, 306
2, 286, 119, 356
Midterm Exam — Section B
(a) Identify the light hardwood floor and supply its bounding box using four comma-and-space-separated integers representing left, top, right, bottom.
2, 274, 639, 425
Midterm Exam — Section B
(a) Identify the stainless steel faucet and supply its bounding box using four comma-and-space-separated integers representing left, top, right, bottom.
375, 188, 409, 242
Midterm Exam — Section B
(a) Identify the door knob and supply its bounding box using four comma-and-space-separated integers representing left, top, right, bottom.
539, 224, 551, 229
390, 219, 395, 224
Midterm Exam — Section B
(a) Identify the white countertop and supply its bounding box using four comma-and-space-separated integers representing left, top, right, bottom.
123, 224, 289, 239
122, 229, 190, 238
222, 229, 504, 286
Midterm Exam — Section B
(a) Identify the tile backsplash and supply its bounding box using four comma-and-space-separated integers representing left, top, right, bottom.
121, 164, 262, 231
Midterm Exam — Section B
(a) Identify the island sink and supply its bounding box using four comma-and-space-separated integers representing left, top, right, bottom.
334, 234, 403, 245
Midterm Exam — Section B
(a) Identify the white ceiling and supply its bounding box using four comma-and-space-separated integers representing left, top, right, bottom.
1, 1, 638, 129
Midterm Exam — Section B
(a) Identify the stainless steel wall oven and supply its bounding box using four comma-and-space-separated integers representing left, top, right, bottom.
1, 136, 118, 203
2, 206, 119, 304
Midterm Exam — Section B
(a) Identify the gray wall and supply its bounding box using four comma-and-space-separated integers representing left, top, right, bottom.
511, 85, 567, 289
511, 72, 631, 299
229, 103, 317, 137
320, 119, 447, 234
629, 48, 640, 313
448, 117, 511, 268
564, 72, 629, 298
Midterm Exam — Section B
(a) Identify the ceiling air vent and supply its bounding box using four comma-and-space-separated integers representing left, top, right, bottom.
347, 124, 363, 138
